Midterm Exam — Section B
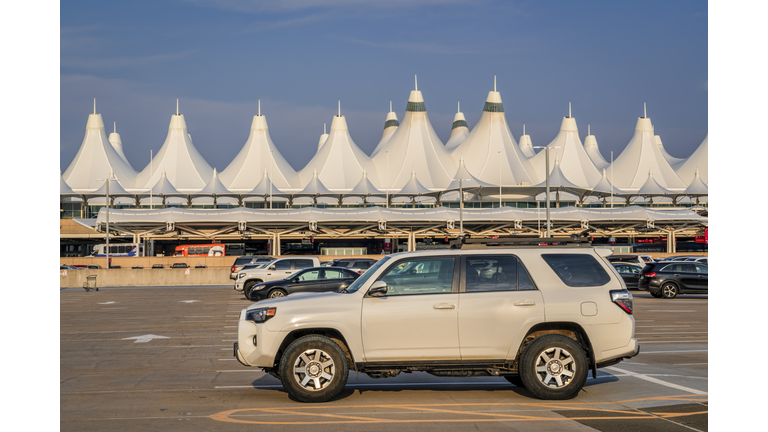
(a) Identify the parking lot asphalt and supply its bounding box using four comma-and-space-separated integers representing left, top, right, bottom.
61, 287, 708, 431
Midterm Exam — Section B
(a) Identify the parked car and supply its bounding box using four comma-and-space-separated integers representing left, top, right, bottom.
331, 258, 378, 274
110, 265, 122, 269
683, 256, 708, 265
195, 265, 207, 268
60, 265, 77, 270
235, 257, 321, 295
87, 265, 101, 269
638, 262, 708, 298
605, 254, 647, 266
637, 254, 655, 263
246, 267, 360, 301
171, 263, 189, 268
320, 261, 333, 267
611, 263, 643, 289
235, 246, 638, 402
230, 256, 275, 279
132, 266, 144, 269
151, 264, 164, 269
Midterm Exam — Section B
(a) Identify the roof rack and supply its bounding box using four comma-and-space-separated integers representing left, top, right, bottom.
449, 236, 592, 250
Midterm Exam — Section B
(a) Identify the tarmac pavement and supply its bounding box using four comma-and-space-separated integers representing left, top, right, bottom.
60, 286, 708, 431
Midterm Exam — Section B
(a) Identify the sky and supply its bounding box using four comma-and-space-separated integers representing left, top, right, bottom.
59, 0, 707, 174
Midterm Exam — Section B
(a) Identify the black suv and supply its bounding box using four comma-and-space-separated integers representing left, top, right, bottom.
331, 258, 378, 274
639, 261, 708, 298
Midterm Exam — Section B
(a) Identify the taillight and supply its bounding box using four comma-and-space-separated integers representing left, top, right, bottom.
357, 271, 362, 274
610, 289, 633, 314
231, 266, 237, 272
644, 272, 656, 278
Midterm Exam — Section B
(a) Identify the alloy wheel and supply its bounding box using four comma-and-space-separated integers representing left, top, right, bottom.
533, 347, 576, 388
292, 349, 336, 391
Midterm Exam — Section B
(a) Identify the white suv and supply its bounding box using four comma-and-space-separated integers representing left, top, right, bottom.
234, 257, 320, 298
235, 245, 638, 402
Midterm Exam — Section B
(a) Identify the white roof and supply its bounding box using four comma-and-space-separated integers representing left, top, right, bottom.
317, 124, 329, 150
372, 82, 457, 190
89, 171, 133, 197
532, 158, 583, 189
298, 113, 380, 191
246, 170, 285, 195
446, 158, 495, 189
590, 169, 628, 195
134, 113, 213, 192
655, 134, 686, 169
518, 125, 535, 158
145, 170, 182, 196
60, 173, 77, 195
444, 104, 469, 150
108, 122, 131, 166
349, 171, 383, 196
370, 107, 400, 158
635, 170, 673, 195
529, 113, 601, 188
675, 135, 708, 185
92, 205, 705, 226
683, 169, 708, 195
451, 89, 538, 186
583, 126, 610, 171
397, 170, 432, 195
296, 170, 334, 195
196, 168, 233, 196
63, 112, 138, 191
608, 116, 687, 191
218, 113, 299, 192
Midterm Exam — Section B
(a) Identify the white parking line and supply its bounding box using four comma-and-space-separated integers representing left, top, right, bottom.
219, 359, 237, 361
674, 363, 708, 365
222, 340, 237, 342
604, 366, 705, 394
640, 349, 708, 354
646, 310, 695, 312
635, 332, 708, 335
636, 325, 690, 328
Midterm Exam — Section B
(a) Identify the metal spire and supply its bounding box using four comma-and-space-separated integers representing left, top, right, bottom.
644, 102, 647, 118
93, 98, 96, 114
390, 101, 392, 113
568, 102, 571, 118
258, 99, 261, 116
523, 124, 525, 135
588, 124, 590, 136
415, 74, 418, 91
494, 75, 496, 92
176, 99, 179, 115
338, 100, 341, 117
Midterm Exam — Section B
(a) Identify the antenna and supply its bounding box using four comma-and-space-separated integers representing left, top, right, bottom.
569, 102, 571, 118
494, 75, 496, 92
258, 99, 261, 116
458, 101, 460, 113
390, 101, 392, 113
324, 123, 326, 134
644, 102, 647, 118
176, 99, 179, 115
415, 74, 418, 91
114, 122, 116, 134
588, 124, 590, 136
93, 98, 96, 114
523, 124, 526, 135
338, 100, 341, 117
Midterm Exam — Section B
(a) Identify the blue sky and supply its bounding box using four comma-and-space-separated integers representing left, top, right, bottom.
60, 0, 707, 173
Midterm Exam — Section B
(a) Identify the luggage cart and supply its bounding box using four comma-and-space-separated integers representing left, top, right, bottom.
83, 275, 99, 292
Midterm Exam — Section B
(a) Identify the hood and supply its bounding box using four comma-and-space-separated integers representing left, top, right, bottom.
245, 290, 342, 310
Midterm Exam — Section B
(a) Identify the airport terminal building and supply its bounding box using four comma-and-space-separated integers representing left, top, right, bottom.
60, 83, 708, 258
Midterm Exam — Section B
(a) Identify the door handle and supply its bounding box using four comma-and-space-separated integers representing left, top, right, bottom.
433, 303, 456, 310
514, 300, 536, 307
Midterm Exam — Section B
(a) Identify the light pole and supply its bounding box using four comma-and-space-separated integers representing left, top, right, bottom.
533, 146, 560, 238
385, 151, 389, 209
98, 173, 114, 269
610, 151, 614, 209
149, 150, 153, 209
269, 149, 273, 209
453, 173, 470, 238
498, 150, 502, 208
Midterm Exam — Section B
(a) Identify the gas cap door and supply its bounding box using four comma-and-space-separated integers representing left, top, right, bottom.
581, 301, 598, 316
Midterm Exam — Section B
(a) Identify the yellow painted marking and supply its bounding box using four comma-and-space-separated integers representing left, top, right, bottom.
209, 395, 709, 425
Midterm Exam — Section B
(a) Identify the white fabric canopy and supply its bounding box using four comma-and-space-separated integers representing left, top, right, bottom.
675, 135, 708, 185
518, 125, 535, 158
370, 110, 399, 158
608, 116, 687, 191
529, 114, 600, 188
349, 171, 383, 196
655, 135, 686, 169
60, 173, 77, 196
195, 168, 233, 196
683, 169, 708, 195
134, 113, 213, 192
446, 158, 495, 190
636, 171, 674, 195
372, 85, 457, 190
108, 124, 131, 166
63, 112, 138, 191
444, 108, 469, 150
451, 89, 538, 186
584, 129, 610, 171
219, 114, 299, 192
397, 170, 432, 195
298, 114, 380, 191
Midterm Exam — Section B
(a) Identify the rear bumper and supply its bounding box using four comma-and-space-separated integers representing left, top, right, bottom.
597, 338, 639, 368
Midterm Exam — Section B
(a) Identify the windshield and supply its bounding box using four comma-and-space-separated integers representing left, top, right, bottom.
345, 256, 391, 293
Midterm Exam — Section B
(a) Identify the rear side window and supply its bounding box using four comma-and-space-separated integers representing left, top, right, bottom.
273, 260, 291, 270
294, 259, 314, 269
235, 257, 252, 265
334, 261, 351, 268
542, 254, 610, 287
464, 255, 536, 292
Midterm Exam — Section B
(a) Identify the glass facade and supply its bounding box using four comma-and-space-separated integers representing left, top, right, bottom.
451, 119, 468, 130
406, 101, 427, 112
483, 102, 504, 112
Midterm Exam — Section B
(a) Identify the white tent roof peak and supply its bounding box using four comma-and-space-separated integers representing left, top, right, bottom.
683, 169, 708, 195
584, 127, 610, 171
529, 113, 601, 188
447, 158, 494, 189
519, 124, 535, 158
350, 170, 383, 195
636, 169, 673, 195
63, 111, 139, 192
135, 112, 213, 192
398, 170, 432, 195
451, 86, 537, 186
317, 123, 329, 150
371, 108, 401, 158
445, 102, 469, 151
608, 115, 687, 191
108, 121, 131, 165
299, 113, 380, 191
198, 167, 232, 195
409, 75, 424, 103
219, 113, 299, 192
654, 134, 686, 168
675, 134, 708, 184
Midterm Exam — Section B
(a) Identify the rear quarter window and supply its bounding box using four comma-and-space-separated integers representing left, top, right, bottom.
542, 254, 611, 287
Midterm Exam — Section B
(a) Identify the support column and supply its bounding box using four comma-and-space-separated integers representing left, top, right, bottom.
670, 230, 676, 253
275, 233, 281, 256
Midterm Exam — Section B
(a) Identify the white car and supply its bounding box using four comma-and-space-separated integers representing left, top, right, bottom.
234, 257, 320, 298
235, 246, 638, 402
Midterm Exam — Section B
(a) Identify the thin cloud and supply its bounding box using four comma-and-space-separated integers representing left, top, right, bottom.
344, 37, 526, 55
184, 0, 467, 13
243, 13, 331, 32
62, 50, 197, 70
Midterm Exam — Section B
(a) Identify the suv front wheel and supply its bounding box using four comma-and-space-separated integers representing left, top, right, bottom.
519, 334, 588, 400
279, 335, 349, 403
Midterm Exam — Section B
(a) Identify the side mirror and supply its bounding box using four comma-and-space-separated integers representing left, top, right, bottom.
367, 281, 388, 297
268, 265, 276, 270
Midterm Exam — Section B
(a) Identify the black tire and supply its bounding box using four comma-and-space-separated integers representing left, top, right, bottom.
661, 282, 679, 299
504, 375, 525, 388
243, 280, 257, 300
278, 335, 349, 403
518, 334, 588, 400
268, 289, 287, 299
650, 291, 663, 298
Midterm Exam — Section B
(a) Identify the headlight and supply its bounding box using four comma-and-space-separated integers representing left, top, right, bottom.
238, 273, 246, 279
253, 283, 266, 290
245, 307, 276, 323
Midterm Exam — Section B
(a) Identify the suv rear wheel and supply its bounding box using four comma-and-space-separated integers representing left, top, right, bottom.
519, 334, 587, 400
279, 335, 349, 403
661, 282, 679, 299
243, 281, 257, 300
